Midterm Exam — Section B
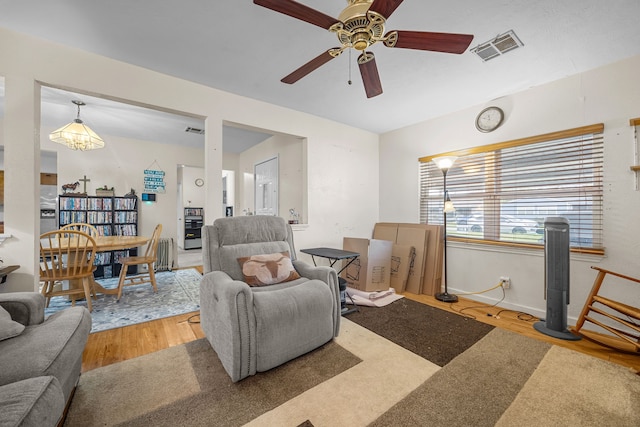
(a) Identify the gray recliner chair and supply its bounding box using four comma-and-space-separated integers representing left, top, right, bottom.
200, 216, 341, 382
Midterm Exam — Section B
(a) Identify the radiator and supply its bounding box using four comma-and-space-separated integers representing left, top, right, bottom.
156, 237, 175, 271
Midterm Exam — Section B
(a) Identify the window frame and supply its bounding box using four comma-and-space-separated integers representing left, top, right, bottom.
419, 124, 605, 255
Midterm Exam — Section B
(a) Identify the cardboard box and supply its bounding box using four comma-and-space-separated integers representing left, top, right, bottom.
342, 238, 392, 292
390, 244, 415, 293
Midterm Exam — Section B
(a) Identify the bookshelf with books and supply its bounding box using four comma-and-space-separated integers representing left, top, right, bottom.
58, 195, 139, 278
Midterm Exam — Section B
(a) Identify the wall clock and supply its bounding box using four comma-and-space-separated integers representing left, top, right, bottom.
475, 106, 504, 133
195, 178, 204, 187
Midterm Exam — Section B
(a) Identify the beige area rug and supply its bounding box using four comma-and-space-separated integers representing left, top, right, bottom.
372, 327, 640, 427
64, 320, 440, 427
496, 345, 640, 427
65, 320, 640, 427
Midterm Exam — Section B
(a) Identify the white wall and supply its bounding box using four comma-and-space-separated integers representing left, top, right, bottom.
380, 54, 640, 323
0, 27, 379, 292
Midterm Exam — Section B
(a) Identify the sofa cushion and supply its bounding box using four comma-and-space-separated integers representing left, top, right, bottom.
0, 306, 91, 403
0, 305, 24, 341
253, 279, 335, 372
0, 293, 46, 327
0, 376, 64, 427
237, 251, 301, 286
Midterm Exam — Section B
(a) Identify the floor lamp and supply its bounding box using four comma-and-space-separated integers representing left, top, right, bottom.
433, 156, 458, 303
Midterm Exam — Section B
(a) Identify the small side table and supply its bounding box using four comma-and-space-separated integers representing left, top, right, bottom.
0, 265, 20, 285
300, 247, 360, 315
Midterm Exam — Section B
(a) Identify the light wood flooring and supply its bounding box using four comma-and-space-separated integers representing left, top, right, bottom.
81, 281, 640, 374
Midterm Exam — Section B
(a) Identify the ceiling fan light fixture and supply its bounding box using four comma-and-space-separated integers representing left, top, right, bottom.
49, 100, 105, 151
353, 32, 370, 50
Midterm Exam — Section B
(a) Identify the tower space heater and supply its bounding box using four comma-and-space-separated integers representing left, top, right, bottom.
534, 217, 581, 340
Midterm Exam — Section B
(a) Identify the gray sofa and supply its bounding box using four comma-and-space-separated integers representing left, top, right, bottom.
200, 216, 341, 382
0, 292, 91, 427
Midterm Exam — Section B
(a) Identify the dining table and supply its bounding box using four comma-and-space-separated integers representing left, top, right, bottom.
40, 234, 149, 296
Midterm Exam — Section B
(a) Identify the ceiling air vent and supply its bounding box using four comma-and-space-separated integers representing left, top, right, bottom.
185, 126, 204, 135
470, 30, 523, 62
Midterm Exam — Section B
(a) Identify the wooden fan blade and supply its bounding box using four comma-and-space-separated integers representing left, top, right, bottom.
391, 30, 474, 54
358, 52, 383, 98
281, 49, 339, 84
254, 0, 340, 30
368, 0, 405, 19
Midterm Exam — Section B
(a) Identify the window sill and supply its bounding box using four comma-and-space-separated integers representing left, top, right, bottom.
448, 237, 605, 261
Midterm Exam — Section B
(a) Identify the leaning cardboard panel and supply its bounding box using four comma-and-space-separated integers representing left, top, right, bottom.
390, 244, 415, 293
420, 224, 444, 296
342, 237, 392, 292
395, 226, 429, 294
372, 222, 398, 242
373, 223, 429, 294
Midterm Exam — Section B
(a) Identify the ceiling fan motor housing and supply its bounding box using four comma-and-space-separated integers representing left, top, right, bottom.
333, 0, 386, 51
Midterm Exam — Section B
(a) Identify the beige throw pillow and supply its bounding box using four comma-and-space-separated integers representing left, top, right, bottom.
237, 252, 301, 286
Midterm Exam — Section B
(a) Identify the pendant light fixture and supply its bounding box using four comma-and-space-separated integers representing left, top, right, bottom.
49, 100, 105, 151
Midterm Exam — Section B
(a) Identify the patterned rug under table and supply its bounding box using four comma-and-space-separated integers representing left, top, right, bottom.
44, 268, 202, 333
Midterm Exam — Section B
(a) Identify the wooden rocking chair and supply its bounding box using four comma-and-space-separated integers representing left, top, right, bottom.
572, 266, 640, 353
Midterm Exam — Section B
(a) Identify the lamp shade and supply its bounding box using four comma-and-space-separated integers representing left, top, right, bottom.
444, 197, 456, 213
49, 120, 105, 151
432, 156, 458, 170
49, 100, 105, 151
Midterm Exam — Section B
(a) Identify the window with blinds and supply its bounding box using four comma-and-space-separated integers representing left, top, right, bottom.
419, 124, 604, 253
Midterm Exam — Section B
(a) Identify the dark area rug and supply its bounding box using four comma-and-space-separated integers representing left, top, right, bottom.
347, 298, 494, 366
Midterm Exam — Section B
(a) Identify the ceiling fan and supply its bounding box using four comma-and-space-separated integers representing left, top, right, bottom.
254, 0, 474, 98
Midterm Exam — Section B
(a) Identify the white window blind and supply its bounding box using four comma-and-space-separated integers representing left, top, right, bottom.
419, 124, 604, 253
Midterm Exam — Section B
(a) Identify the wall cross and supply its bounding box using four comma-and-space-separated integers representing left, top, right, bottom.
79, 175, 90, 194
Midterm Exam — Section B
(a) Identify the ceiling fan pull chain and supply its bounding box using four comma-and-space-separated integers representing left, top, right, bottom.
348, 48, 352, 85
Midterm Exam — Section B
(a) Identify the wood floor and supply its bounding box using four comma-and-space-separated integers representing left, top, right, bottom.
81, 286, 640, 374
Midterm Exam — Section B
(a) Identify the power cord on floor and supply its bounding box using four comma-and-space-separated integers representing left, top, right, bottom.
187, 313, 200, 324
493, 308, 538, 322
447, 281, 539, 323
450, 285, 506, 320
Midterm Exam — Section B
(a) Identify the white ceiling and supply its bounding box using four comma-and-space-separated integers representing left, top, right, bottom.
1, 0, 640, 143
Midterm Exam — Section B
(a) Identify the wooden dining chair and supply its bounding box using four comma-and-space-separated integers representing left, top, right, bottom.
115, 224, 163, 301
60, 222, 99, 238
571, 266, 640, 353
39, 229, 98, 311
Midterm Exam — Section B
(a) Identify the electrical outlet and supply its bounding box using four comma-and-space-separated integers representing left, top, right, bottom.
500, 276, 511, 289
